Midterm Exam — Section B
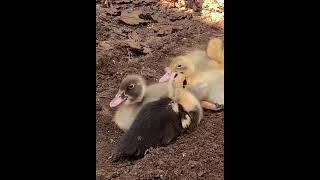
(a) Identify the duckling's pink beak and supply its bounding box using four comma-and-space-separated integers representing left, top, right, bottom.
110, 91, 127, 108
159, 67, 172, 83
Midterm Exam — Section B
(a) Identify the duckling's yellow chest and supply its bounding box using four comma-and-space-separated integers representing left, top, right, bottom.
113, 105, 142, 132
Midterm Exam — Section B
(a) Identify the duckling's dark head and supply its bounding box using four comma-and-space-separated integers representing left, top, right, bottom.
110, 75, 146, 108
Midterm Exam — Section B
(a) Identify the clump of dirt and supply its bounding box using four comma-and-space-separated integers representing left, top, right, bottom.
96, 0, 224, 179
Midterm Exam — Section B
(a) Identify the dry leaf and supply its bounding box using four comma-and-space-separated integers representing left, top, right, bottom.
126, 39, 143, 50
98, 41, 112, 50
128, 31, 141, 41
106, 7, 120, 16
124, 39, 151, 54
120, 10, 146, 25
112, 27, 126, 37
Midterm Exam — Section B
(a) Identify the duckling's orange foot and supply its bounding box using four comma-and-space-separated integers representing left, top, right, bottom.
201, 101, 224, 111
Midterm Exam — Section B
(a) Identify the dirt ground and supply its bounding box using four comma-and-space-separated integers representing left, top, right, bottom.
96, 0, 224, 179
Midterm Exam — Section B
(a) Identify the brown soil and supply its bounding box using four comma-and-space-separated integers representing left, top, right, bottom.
96, 0, 224, 179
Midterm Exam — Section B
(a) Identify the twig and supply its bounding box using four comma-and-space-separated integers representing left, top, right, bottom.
103, 0, 113, 8
112, 30, 127, 37
127, 48, 133, 61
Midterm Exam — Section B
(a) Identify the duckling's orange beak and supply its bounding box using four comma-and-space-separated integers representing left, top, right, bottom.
159, 67, 172, 83
109, 90, 127, 108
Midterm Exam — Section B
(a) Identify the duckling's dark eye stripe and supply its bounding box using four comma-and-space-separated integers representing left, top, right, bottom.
174, 73, 178, 78
183, 79, 187, 88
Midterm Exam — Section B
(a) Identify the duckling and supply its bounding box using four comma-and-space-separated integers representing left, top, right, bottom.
159, 37, 224, 111
112, 71, 202, 161
158, 50, 214, 83
112, 97, 184, 161
168, 71, 203, 132
158, 37, 224, 82
109, 74, 169, 132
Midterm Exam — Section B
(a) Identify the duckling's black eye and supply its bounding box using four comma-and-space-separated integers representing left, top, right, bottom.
128, 84, 135, 89
177, 65, 182, 68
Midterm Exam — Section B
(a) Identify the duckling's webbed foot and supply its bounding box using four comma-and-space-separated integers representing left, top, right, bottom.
215, 103, 224, 110
201, 101, 224, 111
